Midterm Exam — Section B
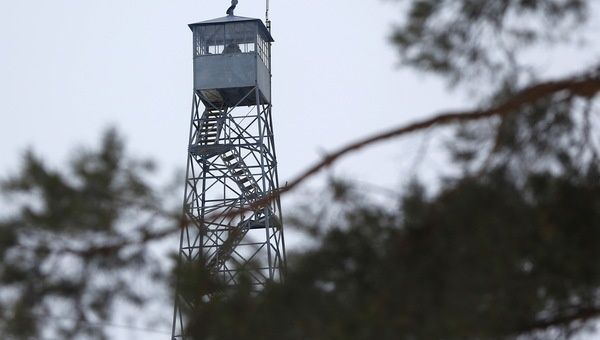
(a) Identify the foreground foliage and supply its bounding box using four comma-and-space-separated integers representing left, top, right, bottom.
184, 164, 600, 339
0, 130, 171, 339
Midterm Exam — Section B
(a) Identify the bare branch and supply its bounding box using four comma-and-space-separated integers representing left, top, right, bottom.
150, 72, 600, 243
37, 72, 600, 252
279, 73, 600, 197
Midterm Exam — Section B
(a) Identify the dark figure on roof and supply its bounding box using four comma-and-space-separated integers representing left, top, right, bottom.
227, 0, 238, 16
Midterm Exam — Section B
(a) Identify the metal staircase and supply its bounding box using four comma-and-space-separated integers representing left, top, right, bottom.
221, 147, 261, 202
198, 110, 222, 145
193, 108, 279, 274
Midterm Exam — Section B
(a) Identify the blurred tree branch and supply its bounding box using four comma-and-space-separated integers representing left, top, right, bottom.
281, 70, 600, 195
15, 70, 599, 257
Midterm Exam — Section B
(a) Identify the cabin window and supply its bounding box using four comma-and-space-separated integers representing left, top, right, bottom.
194, 22, 257, 57
256, 33, 270, 68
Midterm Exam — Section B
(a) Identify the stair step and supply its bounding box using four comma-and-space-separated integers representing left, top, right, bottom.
199, 108, 222, 148
223, 154, 236, 162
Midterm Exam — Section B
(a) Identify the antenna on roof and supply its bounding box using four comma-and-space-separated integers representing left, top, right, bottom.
266, 0, 271, 32
226, 0, 238, 16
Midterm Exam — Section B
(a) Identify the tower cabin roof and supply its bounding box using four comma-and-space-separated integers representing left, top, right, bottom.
189, 15, 274, 42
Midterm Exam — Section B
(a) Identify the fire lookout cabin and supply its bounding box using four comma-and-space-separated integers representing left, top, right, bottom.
189, 15, 274, 107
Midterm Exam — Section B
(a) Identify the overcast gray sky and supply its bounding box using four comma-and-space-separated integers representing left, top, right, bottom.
1, 0, 599, 339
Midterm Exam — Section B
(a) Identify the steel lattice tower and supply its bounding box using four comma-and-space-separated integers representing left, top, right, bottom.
171, 9, 286, 340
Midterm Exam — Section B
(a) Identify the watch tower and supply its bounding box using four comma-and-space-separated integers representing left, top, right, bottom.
171, 4, 286, 338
